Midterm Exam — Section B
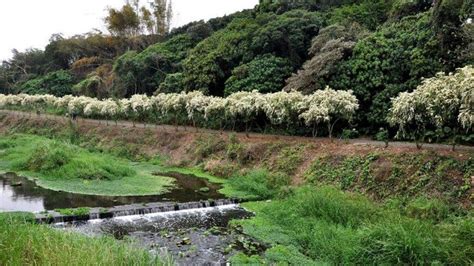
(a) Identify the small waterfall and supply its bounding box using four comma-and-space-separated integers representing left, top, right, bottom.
53, 203, 252, 237
36, 199, 243, 224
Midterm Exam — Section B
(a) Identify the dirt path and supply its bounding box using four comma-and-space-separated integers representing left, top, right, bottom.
1, 109, 473, 152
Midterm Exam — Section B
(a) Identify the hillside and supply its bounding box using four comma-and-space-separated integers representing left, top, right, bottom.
1, 0, 472, 137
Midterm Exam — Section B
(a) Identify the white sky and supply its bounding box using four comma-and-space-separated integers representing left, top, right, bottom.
0, 0, 258, 61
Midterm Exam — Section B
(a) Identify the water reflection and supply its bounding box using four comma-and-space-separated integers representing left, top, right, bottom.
0, 172, 224, 212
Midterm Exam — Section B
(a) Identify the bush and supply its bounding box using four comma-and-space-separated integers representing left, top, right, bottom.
224, 54, 293, 95
18, 70, 75, 96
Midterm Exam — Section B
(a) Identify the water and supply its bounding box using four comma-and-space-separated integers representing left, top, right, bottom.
55, 205, 263, 265
0, 172, 224, 212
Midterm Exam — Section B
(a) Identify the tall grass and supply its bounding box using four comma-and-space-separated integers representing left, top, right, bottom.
0, 213, 168, 265
5, 135, 134, 180
236, 186, 474, 264
0, 134, 173, 196
220, 168, 290, 200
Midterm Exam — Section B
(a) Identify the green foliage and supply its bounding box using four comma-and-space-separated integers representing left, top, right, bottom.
113, 34, 198, 96
329, 13, 443, 129
404, 197, 451, 222
0, 134, 174, 196
224, 54, 292, 95
374, 128, 389, 142
0, 212, 163, 265
157, 72, 186, 93
183, 10, 322, 95
389, 0, 433, 19
432, 0, 467, 67
221, 168, 290, 200
328, 0, 393, 30
356, 218, 447, 264
269, 145, 304, 175
341, 128, 359, 139
18, 70, 74, 96
13, 139, 134, 181
305, 152, 473, 202
237, 186, 474, 264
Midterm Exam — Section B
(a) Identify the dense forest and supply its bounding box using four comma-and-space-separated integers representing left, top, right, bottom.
0, 0, 472, 136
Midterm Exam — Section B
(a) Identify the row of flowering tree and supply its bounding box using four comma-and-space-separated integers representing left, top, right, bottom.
0, 87, 359, 138
389, 65, 473, 149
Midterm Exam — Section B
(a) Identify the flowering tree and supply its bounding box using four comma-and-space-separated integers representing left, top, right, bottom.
100, 99, 120, 125
263, 91, 304, 130
129, 94, 152, 126
227, 90, 266, 137
161, 92, 188, 130
185, 91, 211, 131
204, 97, 228, 132
389, 66, 474, 149
299, 87, 359, 139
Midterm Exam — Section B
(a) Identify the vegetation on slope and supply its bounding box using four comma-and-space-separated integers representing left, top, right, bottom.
0, 134, 174, 196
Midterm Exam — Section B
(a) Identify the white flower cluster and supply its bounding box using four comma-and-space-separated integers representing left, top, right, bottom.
0, 87, 360, 134
298, 87, 359, 127
389, 65, 474, 136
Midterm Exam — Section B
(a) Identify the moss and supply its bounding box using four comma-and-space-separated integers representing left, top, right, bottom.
54, 207, 91, 216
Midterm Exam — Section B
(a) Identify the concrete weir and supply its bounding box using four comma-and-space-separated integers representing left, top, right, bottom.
35, 198, 242, 224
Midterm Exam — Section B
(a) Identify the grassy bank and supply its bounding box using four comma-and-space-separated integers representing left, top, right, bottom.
0, 134, 174, 196
231, 186, 473, 265
0, 212, 168, 265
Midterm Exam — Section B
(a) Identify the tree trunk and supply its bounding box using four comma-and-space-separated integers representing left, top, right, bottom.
328, 119, 340, 142
245, 122, 249, 138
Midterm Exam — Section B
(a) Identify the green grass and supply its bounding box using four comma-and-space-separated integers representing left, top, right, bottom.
0, 134, 174, 196
219, 168, 290, 200
0, 212, 169, 265
232, 186, 474, 265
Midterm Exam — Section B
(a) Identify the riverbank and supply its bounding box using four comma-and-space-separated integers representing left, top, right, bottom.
0, 111, 472, 264
1, 111, 471, 207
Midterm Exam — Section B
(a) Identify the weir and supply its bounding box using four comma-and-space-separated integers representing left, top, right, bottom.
35, 198, 243, 224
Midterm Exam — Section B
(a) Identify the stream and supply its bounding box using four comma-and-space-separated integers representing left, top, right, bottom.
0, 171, 263, 264
0, 172, 224, 212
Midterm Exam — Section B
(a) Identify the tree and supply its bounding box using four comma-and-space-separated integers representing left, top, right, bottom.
389, 66, 473, 149
299, 87, 359, 139
328, 13, 444, 131
150, 0, 173, 36
263, 91, 304, 129
183, 10, 322, 96
225, 54, 292, 96
226, 91, 267, 136
105, 3, 141, 37
19, 70, 75, 96
112, 34, 198, 96
284, 23, 367, 94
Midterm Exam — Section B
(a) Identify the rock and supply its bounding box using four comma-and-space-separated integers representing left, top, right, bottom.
11, 182, 22, 187
178, 237, 191, 246
199, 187, 210, 193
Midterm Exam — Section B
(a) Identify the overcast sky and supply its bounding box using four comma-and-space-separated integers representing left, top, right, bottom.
0, 0, 258, 61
